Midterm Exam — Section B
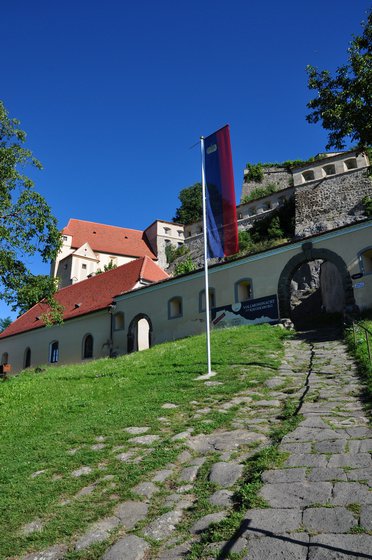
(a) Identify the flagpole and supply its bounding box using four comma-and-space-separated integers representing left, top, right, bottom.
200, 136, 212, 375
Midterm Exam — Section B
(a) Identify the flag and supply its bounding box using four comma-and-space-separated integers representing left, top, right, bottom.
204, 125, 239, 258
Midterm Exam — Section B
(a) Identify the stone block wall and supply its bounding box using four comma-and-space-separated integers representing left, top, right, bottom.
241, 166, 292, 201
295, 168, 372, 238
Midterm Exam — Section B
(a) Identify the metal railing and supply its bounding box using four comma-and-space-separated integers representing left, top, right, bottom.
351, 321, 372, 364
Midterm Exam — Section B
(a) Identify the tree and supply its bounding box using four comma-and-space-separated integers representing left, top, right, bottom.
0, 100, 62, 314
173, 183, 203, 225
0, 317, 11, 333
306, 9, 372, 150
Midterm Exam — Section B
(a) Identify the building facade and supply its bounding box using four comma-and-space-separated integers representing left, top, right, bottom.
1, 220, 371, 374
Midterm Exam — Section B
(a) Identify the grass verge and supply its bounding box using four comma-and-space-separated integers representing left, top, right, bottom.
0, 324, 287, 559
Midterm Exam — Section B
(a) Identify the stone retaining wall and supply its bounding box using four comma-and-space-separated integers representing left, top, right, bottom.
295, 168, 372, 238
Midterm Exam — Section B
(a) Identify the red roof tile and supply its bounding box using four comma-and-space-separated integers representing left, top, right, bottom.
63, 219, 156, 259
0, 257, 168, 339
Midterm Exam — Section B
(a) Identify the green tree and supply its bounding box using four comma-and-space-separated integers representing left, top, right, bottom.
173, 183, 203, 225
0, 317, 11, 332
306, 9, 372, 149
0, 100, 62, 314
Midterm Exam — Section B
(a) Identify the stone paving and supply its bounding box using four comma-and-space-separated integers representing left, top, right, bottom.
19, 329, 372, 560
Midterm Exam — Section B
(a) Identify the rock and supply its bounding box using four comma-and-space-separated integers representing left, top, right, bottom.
102, 535, 150, 560
143, 510, 183, 541
260, 482, 333, 508
115, 451, 134, 462
190, 511, 227, 534
262, 468, 307, 484
246, 533, 309, 559
132, 481, 158, 499
308, 534, 372, 559
209, 489, 234, 507
162, 403, 178, 409
209, 462, 243, 487
21, 545, 68, 560
303, 507, 357, 533
71, 466, 92, 477
114, 501, 148, 529
243, 508, 303, 536
128, 435, 160, 445
75, 516, 120, 550
21, 519, 44, 535
125, 426, 150, 434
152, 469, 173, 482
179, 466, 200, 483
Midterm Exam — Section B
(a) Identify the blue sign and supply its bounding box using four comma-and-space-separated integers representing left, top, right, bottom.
211, 295, 279, 328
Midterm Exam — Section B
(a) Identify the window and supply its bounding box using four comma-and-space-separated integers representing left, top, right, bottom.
177, 230, 183, 237
24, 348, 31, 369
323, 164, 336, 176
164, 227, 171, 234
1, 352, 8, 365
168, 297, 183, 319
49, 341, 59, 363
345, 158, 357, 170
302, 170, 315, 182
187, 231, 192, 237
198, 226, 203, 234
234, 278, 253, 302
83, 334, 93, 359
199, 288, 216, 312
63, 263, 68, 270
164, 239, 171, 244
114, 312, 125, 331
82, 263, 87, 270
62, 235, 68, 241
359, 247, 372, 274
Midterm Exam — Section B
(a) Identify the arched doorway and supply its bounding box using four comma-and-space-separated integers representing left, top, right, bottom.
127, 314, 152, 353
278, 243, 356, 329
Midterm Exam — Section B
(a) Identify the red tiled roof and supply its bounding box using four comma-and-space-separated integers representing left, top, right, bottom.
62, 219, 157, 259
0, 257, 168, 339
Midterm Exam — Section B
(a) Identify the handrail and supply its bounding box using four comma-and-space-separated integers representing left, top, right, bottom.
351, 321, 372, 364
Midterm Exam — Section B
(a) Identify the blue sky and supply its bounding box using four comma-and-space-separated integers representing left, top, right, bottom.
1, 0, 370, 319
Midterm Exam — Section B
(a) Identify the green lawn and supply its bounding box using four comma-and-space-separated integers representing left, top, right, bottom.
0, 324, 287, 559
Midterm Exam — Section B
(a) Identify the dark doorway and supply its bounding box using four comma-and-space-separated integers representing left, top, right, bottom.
278, 244, 355, 330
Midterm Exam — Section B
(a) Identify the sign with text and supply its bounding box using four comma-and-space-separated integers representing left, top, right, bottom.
211, 295, 279, 329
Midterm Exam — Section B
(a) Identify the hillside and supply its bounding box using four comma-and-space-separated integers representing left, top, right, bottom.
0, 324, 288, 559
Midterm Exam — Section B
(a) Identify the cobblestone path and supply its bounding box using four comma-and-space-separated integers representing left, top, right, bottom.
22, 330, 372, 560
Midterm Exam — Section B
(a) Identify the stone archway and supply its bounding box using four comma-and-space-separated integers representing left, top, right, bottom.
127, 314, 153, 353
278, 242, 356, 325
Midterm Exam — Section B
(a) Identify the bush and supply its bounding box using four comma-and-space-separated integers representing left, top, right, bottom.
174, 257, 196, 275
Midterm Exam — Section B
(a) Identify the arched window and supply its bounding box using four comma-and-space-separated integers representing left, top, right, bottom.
199, 288, 216, 313
323, 164, 336, 176
359, 247, 372, 274
234, 278, 253, 303
24, 348, 31, 369
114, 312, 125, 331
344, 158, 357, 170
83, 334, 93, 359
302, 170, 315, 182
168, 297, 183, 319
49, 341, 59, 363
1, 352, 8, 365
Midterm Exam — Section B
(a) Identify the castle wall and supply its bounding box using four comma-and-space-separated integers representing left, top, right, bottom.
295, 168, 372, 238
241, 166, 292, 201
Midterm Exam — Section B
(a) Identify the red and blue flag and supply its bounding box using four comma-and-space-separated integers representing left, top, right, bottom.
204, 125, 239, 258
